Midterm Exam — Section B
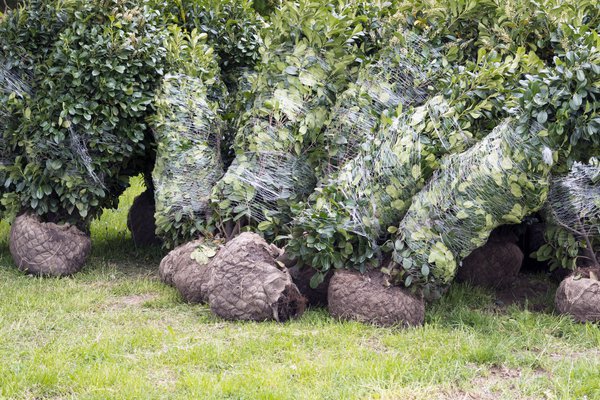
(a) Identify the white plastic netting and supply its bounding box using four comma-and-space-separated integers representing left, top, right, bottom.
391, 118, 553, 291
211, 46, 337, 225
322, 33, 437, 173
152, 74, 225, 237
68, 126, 105, 188
216, 151, 316, 223
545, 162, 600, 263
292, 94, 472, 248
0, 62, 31, 165
0, 63, 32, 99
547, 162, 600, 233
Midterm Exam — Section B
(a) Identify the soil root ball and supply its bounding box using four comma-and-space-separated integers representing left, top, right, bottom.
127, 189, 161, 247
9, 213, 91, 276
328, 269, 425, 327
555, 268, 600, 323
456, 241, 523, 289
488, 225, 519, 244
288, 264, 331, 307
159, 239, 205, 286
172, 253, 213, 304
207, 232, 306, 322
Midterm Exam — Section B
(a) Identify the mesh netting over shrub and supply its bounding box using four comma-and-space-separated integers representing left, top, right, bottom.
535, 162, 600, 270
387, 118, 553, 298
208, 1, 390, 236
286, 49, 530, 280
152, 73, 226, 245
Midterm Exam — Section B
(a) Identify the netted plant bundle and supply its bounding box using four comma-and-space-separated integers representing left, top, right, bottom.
388, 119, 553, 298
210, 0, 380, 234
0, 0, 170, 226
286, 49, 533, 282
287, 94, 487, 281
152, 73, 226, 246
214, 151, 316, 228
209, 47, 335, 231
321, 33, 438, 174
535, 162, 600, 270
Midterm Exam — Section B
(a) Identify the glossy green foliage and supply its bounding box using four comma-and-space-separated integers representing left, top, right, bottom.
0, 0, 169, 226
513, 26, 600, 173
150, 0, 266, 73
396, 0, 599, 62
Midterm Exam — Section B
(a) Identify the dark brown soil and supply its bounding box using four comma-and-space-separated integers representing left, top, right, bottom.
9, 213, 91, 276
287, 265, 331, 307
328, 269, 424, 327
488, 225, 519, 244
207, 232, 306, 322
555, 267, 600, 323
127, 189, 161, 247
520, 222, 549, 273
457, 241, 523, 289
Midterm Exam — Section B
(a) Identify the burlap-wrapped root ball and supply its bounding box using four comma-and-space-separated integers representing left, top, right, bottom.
158, 239, 213, 303
555, 268, 600, 323
208, 232, 306, 322
127, 189, 161, 247
456, 241, 524, 289
287, 265, 331, 307
9, 213, 91, 276
328, 269, 425, 327
159, 239, 204, 286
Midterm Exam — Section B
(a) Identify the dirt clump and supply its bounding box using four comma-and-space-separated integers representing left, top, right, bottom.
172, 254, 213, 304
9, 213, 91, 276
159, 239, 213, 304
555, 267, 600, 323
328, 269, 424, 327
457, 241, 523, 289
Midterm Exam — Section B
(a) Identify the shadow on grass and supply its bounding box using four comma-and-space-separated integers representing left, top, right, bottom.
87, 236, 166, 277
426, 276, 559, 332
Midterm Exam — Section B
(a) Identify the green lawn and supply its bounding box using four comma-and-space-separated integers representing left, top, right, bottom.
0, 177, 598, 399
